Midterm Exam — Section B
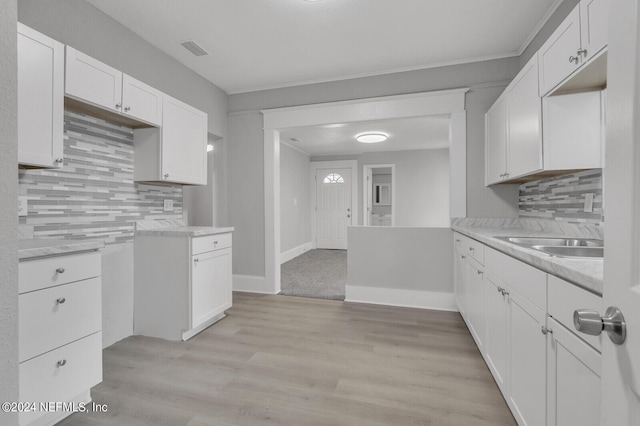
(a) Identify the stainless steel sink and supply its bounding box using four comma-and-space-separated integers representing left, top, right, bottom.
493, 236, 604, 258
531, 245, 604, 258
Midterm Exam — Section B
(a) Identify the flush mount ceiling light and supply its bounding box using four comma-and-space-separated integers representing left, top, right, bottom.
356, 133, 388, 144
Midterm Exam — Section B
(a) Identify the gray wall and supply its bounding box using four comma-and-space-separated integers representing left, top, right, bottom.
280, 144, 311, 253
347, 227, 453, 292
0, 0, 19, 423
313, 149, 452, 227
228, 58, 522, 275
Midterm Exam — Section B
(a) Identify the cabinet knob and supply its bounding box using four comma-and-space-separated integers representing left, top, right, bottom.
541, 326, 553, 335
497, 286, 503, 293
569, 55, 579, 65
501, 288, 509, 296
476, 270, 483, 275
115, 103, 122, 109
56, 267, 65, 274
164, 173, 170, 179
456, 239, 461, 243
461, 255, 466, 259
194, 258, 199, 263
56, 359, 67, 367
124, 106, 131, 112
214, 241, 218, 246
56, 297, 66, 304
577, 48, 588, 57
55, 158, 64, 164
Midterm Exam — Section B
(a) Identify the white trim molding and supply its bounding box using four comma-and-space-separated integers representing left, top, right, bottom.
280, 242, 313, 264
233, 275, 274, 294
345, 285, 457, 312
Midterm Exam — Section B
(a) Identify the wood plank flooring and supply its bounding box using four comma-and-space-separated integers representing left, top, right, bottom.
60, 293, 516, 426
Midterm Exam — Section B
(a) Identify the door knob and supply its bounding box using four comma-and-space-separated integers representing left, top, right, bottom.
574, 307, 626, 345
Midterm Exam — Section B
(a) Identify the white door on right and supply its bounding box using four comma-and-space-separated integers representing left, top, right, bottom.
316, 169, 352, 250
597, 1, 640, 424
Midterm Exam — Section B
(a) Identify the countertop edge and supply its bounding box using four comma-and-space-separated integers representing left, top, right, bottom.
135, 226, 235, 237
19, 240, 105, 261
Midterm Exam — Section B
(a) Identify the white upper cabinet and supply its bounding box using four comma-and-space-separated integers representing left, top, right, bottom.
485, 95, 507, 185
65, 47, 163, 126
539, 0, 610, 96
506, 54, 543, 179
133, 95, 208, 185
65, 46, 123, 113
121, 74, 163, 126
543, 90, 604, 170
17, 24, 64, 169
580, 0, 609, 63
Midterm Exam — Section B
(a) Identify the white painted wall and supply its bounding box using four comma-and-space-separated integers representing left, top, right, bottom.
228, 58, 521, 276
0, 1, 19, 423
280, 144, 311, 253
346, 226, 454, 310
314, 149, 451, 227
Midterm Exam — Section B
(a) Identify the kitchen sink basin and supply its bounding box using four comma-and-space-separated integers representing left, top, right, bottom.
494, 236, 604, 258
531, 245, 604, 258
494, 236, 603, 247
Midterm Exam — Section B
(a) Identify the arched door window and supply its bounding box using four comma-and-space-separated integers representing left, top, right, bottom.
323, 173, 344, 184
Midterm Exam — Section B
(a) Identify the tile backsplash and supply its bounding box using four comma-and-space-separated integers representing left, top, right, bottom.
18, 110, 183, 244
519, 169, 603, 225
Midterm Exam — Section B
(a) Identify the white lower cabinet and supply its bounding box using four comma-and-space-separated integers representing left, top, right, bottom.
546, 318, 601, 426
18, 250, 103, 426
453, 232, 602, 426
134, 231, 233, 341
508, 289, 547, 426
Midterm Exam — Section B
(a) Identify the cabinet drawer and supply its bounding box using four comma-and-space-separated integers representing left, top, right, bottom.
548, 275, 603, 351
486, 247, 547, 310
19, 332, 102, 425
454, 233, 484, 265
19, 251, 101, 294
19, 277, 101, 362
192, 233, 232, 255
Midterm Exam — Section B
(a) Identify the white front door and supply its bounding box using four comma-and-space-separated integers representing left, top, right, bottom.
316, 168, 352, 249
598, 2, 640, 424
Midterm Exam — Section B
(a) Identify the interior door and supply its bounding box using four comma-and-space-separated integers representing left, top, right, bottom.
597, 1, 640, 423
366, 167, 373, 226
316, 168, 352, 250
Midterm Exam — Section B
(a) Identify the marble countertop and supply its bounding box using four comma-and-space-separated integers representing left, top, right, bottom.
19, 239, 105, 261
135, 226, 235, 237
451, 218, 603, 296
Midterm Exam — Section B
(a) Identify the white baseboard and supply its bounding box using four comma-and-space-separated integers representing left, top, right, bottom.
280, 242, 313, 264
345, 285, 458, 311
233, 274, 274, 294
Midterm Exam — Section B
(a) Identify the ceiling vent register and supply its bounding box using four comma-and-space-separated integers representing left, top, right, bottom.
180, 40, 209, 57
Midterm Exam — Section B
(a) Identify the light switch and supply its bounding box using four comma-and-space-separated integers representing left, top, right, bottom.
164, 199, 174, 212
584, 193, 594, 213
18, 196, 28, 217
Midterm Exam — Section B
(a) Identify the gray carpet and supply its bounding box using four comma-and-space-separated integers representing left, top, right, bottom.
280, 249, 347, 301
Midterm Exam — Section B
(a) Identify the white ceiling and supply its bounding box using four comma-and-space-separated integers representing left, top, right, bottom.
85, 0, 561, 94
279, 115, 450, 156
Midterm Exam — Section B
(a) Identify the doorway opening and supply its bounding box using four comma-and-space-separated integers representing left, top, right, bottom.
364, 164, 395, 226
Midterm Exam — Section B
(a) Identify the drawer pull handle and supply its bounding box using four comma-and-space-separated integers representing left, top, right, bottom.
56, 268, 65, 274
57, 359, 67, 367
56, 297, 66, 304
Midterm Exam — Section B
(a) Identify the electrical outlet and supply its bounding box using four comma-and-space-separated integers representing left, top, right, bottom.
18, 196, 28, 217
584, 193, 594, 213
163, 199, 174, 212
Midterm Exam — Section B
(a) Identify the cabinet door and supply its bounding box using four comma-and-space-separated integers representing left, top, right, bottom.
546, 318, 601, 426
122, 74, 163, 126
507, 54, 543, 179
465, 261, 485, 351
538, 5, 582, 96
17, 24, 64, 168
580, 0, 609, 62
65, 46, 122, 113
454, 251, 467, 317
508, 289, 547, 426
484, 276, 508, 394
485, 95, 507, 185
191, 248, 232, 329
161, 96, 208, 185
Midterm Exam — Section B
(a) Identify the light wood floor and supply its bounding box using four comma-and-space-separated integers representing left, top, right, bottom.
61, 293, 516, 426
